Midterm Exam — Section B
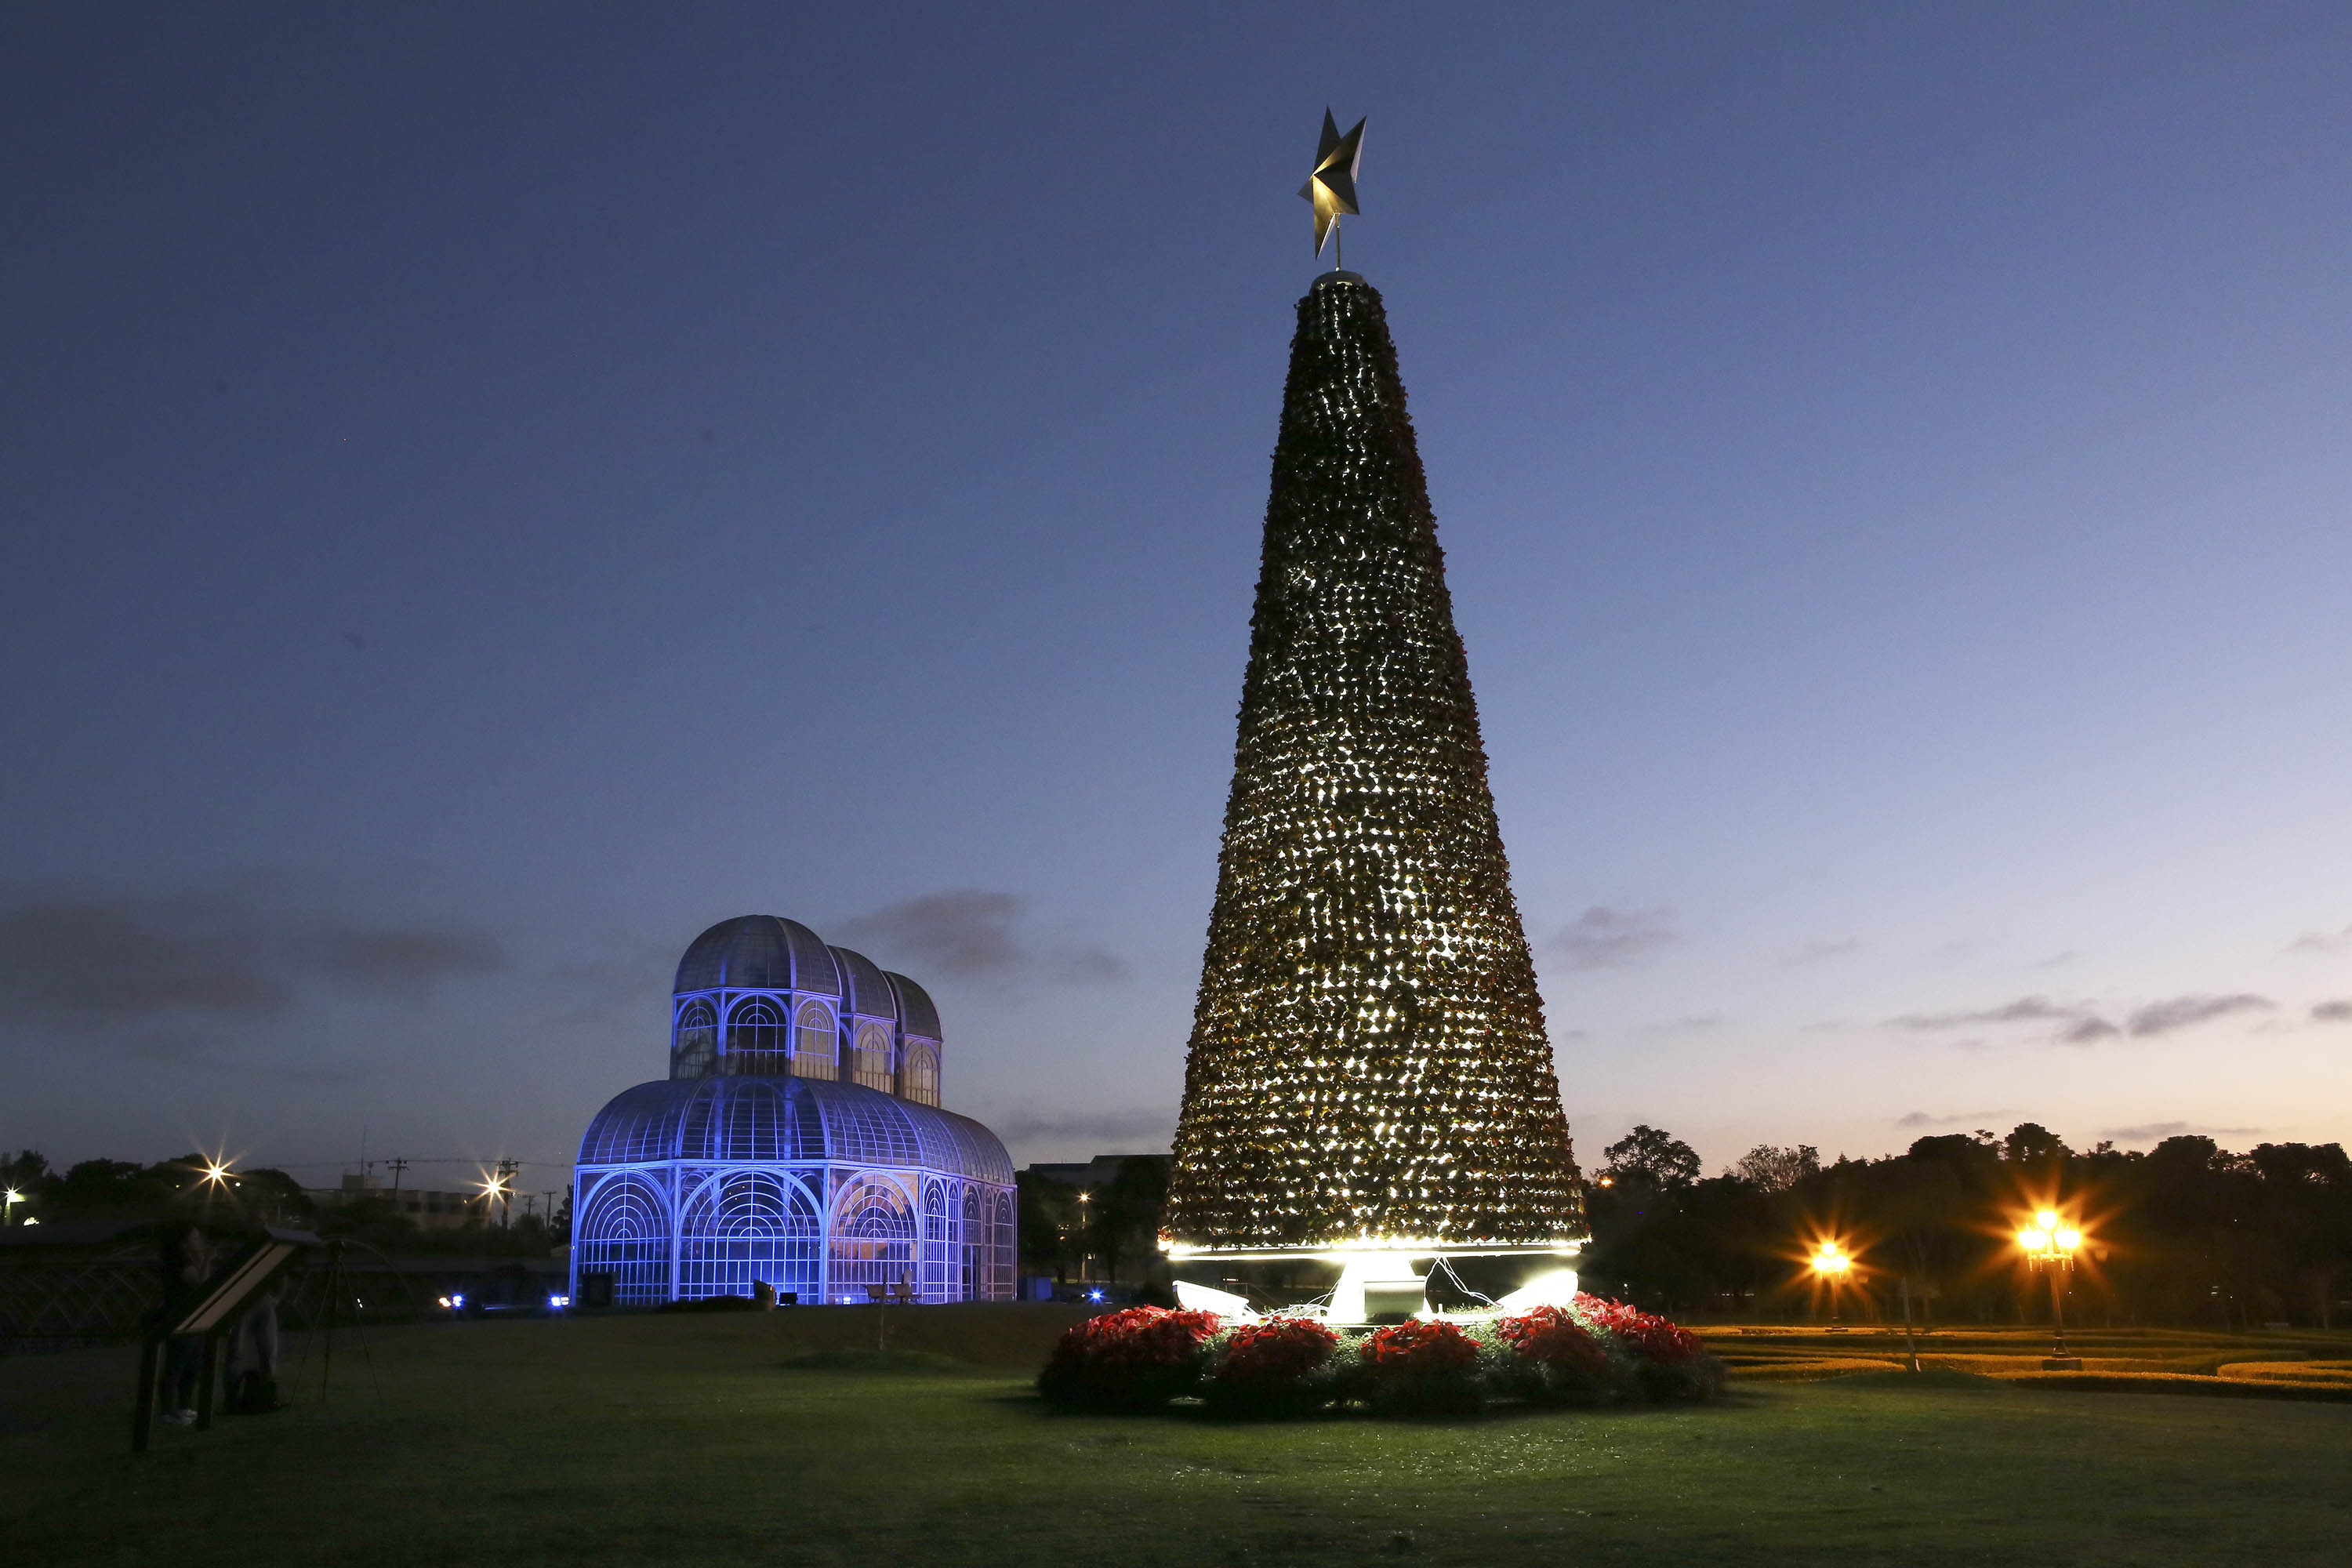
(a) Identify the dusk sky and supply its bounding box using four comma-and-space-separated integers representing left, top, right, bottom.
6, 5, 2350, 1199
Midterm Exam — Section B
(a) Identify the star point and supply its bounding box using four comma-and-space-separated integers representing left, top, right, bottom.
1299, 108, 1366, 256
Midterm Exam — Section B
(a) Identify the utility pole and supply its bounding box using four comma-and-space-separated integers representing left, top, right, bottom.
387, 1157, 408, 1200
496, 1158, 519, 1229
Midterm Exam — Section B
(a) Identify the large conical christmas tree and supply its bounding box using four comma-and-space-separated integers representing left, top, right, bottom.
1165, 271, 1586, 1254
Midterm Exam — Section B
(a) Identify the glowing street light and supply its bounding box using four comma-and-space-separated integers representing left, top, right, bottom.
2016, 1209, 2084, 1369
478, 1171, 514, 1227
1809, 1240, 1853, 1330
194, 1156, 238, 1215
3, 1188, 22, 1225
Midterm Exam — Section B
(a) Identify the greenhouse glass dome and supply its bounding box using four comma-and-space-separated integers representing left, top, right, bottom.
571, 916, 1015, 1307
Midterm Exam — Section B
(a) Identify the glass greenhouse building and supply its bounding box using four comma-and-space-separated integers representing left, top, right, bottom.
572, 916, 1017, 1307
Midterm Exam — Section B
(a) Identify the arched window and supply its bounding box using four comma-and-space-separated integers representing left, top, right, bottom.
792, 1001, 837, 1080
921, 1181, 949, 1301
677, 1170, 822, 1303
850, 1022, 894, 1093
898, 1042, 939, 1106
673, 1000, 717, 1079
991, 1192, 1016, 1302
574, 1173, 671, 1306
827, 1174, 916, 1301
959, 1185, 982, 1301
726, 997, 788, 1075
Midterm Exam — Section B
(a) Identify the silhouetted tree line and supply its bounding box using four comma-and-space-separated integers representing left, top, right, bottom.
0, 1150, 564, 1257
1018, 1156, 1171, 1286
1584, 1123, 2352, 1329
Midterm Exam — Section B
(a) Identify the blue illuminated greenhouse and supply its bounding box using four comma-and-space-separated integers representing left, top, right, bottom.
571, 916, 1016, 1307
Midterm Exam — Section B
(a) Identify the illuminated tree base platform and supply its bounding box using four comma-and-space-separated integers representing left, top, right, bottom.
1165, 1243, 1581, 1326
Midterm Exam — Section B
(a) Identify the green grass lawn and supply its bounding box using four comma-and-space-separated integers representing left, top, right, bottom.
6, 1306, 2350, 1566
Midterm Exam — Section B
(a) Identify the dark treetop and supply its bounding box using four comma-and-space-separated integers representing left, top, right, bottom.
1165, 274, 1587, 1250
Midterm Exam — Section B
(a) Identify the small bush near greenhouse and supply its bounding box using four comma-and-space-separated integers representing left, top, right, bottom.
1037, 1305, 1220, 1410
1357, 1317, 1486, 1415
1493, 1304, 1615, 1405
1203, 1316, 1342, 1417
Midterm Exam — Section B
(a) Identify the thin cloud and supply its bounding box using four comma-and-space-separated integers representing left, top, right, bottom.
1544, 906, 1678, 971
2286, 924, 2352, 955
2312, 1000, 2352, 1023
1896, 1109, 2007, 1129
1886, 993, 2271, 1045
0, 886, 506, 1025
2098, 1121, 2266, 1145
1784, 938, 1862, 967
989, 1106, 1171, 1149
292, 926, 506, 995
2028, 950, 2079, 971
838, 889, 1127, 985
2124, 994, 2274, 1037
87, 1025, 360, 1083
1887, 995, 2079, 1031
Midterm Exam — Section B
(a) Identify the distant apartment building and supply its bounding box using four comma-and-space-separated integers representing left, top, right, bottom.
303, 1172, 494, 1232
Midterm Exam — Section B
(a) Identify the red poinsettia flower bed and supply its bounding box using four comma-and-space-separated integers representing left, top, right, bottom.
1494, 1303, 1611, 1378
1573, 1294, 1704, 1365
1356, 1317, 1484, 1412
1203, 1316, 1341, 1414
1037, 1305, 1221, 1409
1036, 1298, 1721, 1415
1359, 1317, 1479, 1374
1216, 1316, 1341, 1387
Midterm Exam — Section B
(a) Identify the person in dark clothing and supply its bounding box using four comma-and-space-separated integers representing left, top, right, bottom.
154, 1224, 216, 1425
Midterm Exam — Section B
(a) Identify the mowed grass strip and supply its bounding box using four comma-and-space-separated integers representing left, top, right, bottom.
5, 1307, 2351, 1567
1699, 1323, 2352, 1384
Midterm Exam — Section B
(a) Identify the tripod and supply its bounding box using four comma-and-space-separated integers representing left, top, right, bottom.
294, 1237, 381, 1403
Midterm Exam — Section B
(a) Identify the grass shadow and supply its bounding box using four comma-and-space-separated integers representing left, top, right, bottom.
1826, 1369, 2012, 1392
775, 1348, 971, 1374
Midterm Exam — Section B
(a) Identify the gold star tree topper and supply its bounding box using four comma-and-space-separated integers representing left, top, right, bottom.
1299, 108, 1366, 257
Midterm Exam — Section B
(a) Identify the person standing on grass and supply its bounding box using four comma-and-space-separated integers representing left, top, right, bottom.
154, 1222, 216, 1426
226, 1273, 286, 1413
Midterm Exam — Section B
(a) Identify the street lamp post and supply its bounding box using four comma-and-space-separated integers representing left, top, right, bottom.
1809, 1242, 1853, 1331
3, 1189, 21, 1225
2016, 1210, 2083, 1370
